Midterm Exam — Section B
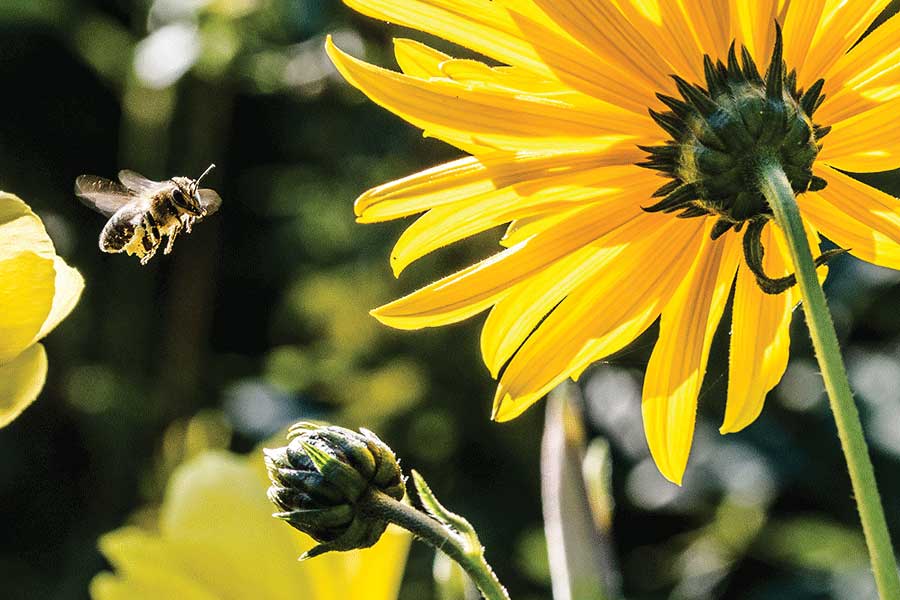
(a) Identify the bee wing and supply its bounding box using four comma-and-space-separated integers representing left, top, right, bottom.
198, 188, 222, 216
74, 175, 134, 217
118, 170, 166, 195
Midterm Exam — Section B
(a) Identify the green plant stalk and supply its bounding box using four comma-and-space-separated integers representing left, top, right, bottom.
758, 158, 900, 599
360, 489, 510, 600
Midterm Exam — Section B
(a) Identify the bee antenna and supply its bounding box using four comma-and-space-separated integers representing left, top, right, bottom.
196, 163, 216, 185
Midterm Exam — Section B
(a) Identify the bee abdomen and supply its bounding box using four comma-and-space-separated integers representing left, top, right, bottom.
99, 215, 134, 253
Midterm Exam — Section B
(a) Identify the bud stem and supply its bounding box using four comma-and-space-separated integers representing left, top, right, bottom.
758, 158, 900, 599
360, 489, 510, 600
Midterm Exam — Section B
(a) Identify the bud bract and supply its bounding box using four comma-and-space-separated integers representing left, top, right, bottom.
264, 422, 405, 558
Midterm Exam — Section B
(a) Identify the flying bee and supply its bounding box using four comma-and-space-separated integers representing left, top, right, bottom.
75, 164, 222, 265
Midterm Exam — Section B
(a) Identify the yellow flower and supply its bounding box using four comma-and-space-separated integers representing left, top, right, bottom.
0, 192, 83, 428
91, 448, 411, 600
327, 1, 900, 484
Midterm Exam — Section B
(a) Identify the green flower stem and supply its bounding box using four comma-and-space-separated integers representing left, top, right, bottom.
360, 489, 510, 600
758, 158, 900, 599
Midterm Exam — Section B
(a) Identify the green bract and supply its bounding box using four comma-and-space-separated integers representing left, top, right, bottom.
639, 26, 842, 293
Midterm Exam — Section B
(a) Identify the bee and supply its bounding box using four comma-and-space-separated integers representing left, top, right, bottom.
75, 164, 222, 265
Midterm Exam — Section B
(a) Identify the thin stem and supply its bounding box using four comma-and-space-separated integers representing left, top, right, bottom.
361, 489, 510, 600
758, 158, 900, 599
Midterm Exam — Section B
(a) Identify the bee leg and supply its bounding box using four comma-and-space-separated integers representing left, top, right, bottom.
144, 214, 161, 246
181, 214, 194, 234
139, 237, 161, 265
164, 222, 182, 255
139, 215, 162, 265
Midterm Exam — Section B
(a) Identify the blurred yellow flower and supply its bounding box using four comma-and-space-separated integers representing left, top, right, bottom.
0, 192, 83, 428
91, 448, 411, 600
328, 1, 900, 483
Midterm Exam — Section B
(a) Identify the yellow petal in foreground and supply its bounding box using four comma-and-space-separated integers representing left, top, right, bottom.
819, 98, 900, 172
493, 215, 705, 422
802, 0, 892, 89
722, 224, 797, 434
642, 232, 741, 485
344, 0, 557, 78
817, 12, 900, 124
326, 37, 651, 152
802, 165, 900, 270
389, 164, 653, 275
372, 198, 643, 329
532, 0, 674, 94
354, 150, 634, 224
780, 0, 825, 72
392, 38, 449, 78
0, 344, 48, 428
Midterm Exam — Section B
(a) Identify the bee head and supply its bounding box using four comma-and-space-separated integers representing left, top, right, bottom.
170, 178, 204, 217
170, 165, 216, 217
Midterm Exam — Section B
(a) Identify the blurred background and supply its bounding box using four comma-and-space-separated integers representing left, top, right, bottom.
2, 1, 900, 598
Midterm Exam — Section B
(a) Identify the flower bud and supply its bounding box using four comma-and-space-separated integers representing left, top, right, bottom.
264, 422, 405, 558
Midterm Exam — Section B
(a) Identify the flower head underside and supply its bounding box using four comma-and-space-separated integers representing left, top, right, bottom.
328, 0, 900, 483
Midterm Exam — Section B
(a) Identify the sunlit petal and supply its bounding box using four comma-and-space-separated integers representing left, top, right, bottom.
0, 343, 47, 428
820, 98, 900, 172
0, 252, 56, 364
492, 215, 705, 422
642, 230, 741, 484
800, 166, 900, 270
371, 199, 645, 329
390, 164, 653, 275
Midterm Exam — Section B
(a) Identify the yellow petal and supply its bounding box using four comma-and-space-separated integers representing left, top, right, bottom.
531, 0, 674, 95
393, 38, 450, 78
328, 527, 411, 600
344, 0, 562, 77
680, 0, 733, 59
92, 528, 220, 600
0, 191, 55, 262
34, 256, 84, 342
350, 0, 658, 113
372, 198, 644, 330
816, 11, 900, 123
802, 0, 892, 88
0, 343, 47, 428
159, 452, 307, 599
327, 38, 649, 152
479, 168, 660, 375
732, 0, 779, 63
722, 223, 797, 434
0, 252, 56, 364
354, 150, 640, 223
610, 1, 706, 83
500, 209, 578, 248
799, 166, 900, 269
782, 0, 826, 71
819, 98, 900, 172
94, 449, 410, 600
642, 230, 742, 485
492, 215, 705, 422
390, 164, 653, 275
438, 60, 577, 97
